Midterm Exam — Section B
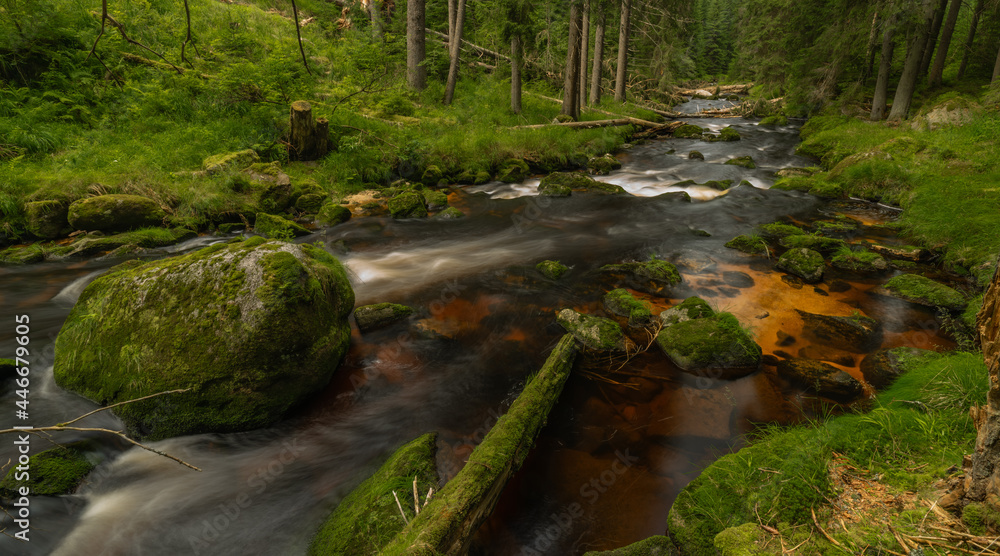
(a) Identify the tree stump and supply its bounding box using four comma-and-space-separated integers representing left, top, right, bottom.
289, 101, 329, 161
969, 259, 1000, 510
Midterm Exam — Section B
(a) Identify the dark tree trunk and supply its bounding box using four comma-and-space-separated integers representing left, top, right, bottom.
579, 0, 590, 107
928, 0, 963, 88
871, 13, 898, 121
994, 43, 1000, 83
919, 0, 948, 78
590, 8, 606, 105
863, 11, 881, 84
614, 0, 631, 103
443, 0, 467, 105
406, 0, 426, 90
968, 259, 1000, 511
561, 2, 582, 119
511, 35, 522, 114
888, 0, 936, 121
289, 101, 328, 161
958, 0, 986, 79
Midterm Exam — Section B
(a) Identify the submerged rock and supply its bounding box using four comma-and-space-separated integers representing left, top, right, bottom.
433, 206, 465, 220
860, 347, 933, 390
68, 195, 165, 232
602, 258, 682, 295
603, 288, 652, 327
776, 248, 824, 283
776, 358, 864, 401
869, 243, 927, 262
725, 235, 768, 255
674, 124, 706, 139
536, 259, 569, 280
875, 273, 966, 311
688, 150, 705, 160
557, 309, 628, 351
53, 238, 355, 440
796, 309, 883, 352
656, 308, 761, 378
354, 302, 415, 332
758, 222, 805, 241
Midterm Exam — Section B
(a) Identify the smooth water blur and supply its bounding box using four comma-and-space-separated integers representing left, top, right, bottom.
0, 111, 957, 555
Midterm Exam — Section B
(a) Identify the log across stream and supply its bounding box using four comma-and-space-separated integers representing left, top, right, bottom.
0, 104, 961, 555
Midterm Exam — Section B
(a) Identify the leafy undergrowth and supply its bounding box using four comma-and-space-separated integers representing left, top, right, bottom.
669, 350, 992, 555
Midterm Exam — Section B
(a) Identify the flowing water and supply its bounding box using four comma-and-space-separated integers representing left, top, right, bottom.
0, 103, 957, 555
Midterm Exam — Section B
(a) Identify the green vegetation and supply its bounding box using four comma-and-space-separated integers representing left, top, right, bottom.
724, 234, 769, 255
0, 445, 94, 496
829, 247, 888, 273
656, 306, 761, 376
775, 247, 824, 283
669, 350, 989, 555
880, 273, 967, 312
603, 288, 653, 327
556, 309, 628, 352
536, 259, 569, 280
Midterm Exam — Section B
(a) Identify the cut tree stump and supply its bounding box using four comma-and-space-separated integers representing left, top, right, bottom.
289, 100, 329, 161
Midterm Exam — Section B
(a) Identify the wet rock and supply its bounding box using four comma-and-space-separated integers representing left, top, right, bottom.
691, 228, 711, 237
53, 237, 355, 440
875, 274, 966, 312
776, 248, 824, 283
859, 347, 933, 390
604, 288, 652, 327
256, 181, 293, 213
778, 234, 846, 254
655, 191, 693, 202
602, 258, 682, 296
203, 149, 260, 174
869, 243, 927, 262
67, 195, 165, 232
760, 115, 790, 127
813, 287, 829, 296
354, 303, 415, 332
674, 124, 706, 139
388, 191, 429, 218
317, 203, 352, 226
702, 179, 734, 190
433, 207, 465, 220
724, 156, 756, 169
776, 359, 864, 401
796, 309, 883, 352
538, 171, 625, 196
557, 309, 628, 351
60, 228, 195, 258
254, 213, 311, 239
814, 218, 860, 236
497, 159, 530, 183
26, 200, 70, 239
829, 280, 852, 293
761, 354, 781, 366
830, 248, 889, 272
776, 330, 796, 347
536, 260, 569, 280
781, 274, 804, 289
422, 189, 449, 210
722, 271, 754, 288
724, 235, 768, 255
656, 310, 761, 379
710, 126, 741, 142
587, 153, 623, 175
672, 250, 717, 273
774, 167, 815, 178
688, 150, 705, 160
659, 296, 714, 327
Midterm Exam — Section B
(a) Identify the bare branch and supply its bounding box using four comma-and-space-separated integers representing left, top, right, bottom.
57, 389, 191, 427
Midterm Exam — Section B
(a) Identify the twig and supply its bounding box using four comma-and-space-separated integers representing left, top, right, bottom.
811, 507, 851, 554
413, 476, 419, 516
392, 490, 409, 525
2, 427, 201, 471
88, 1, 183, 74
57, 389, 191, 427
290, 0, 311, 75
423, 487, 434, 508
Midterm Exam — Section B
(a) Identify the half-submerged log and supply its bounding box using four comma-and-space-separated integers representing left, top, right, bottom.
289, 100, 329, 161
380, 334, 578, 555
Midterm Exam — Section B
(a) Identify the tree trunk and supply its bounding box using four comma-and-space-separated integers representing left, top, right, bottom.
919, 0, 948, 78
871, 13, 898, 121
443, 0, 467, 105
366, 0, 383, 40
614, 0, 631, 103
888, 0, 936, 121
928, 0, 963, 88
561, 2, 582, 119
968, 259, 1000, 511
406, 0, 426, 90
579, 0, 590, 107
289, 101, 328, 161
863, 11, 881, 84
511, 35, 522, 114
590, 8, 606, 105
994, 43, 1000, 83
958, 0, 986, 79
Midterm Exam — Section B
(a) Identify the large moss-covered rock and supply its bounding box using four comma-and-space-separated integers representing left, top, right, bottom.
656, 311, 762, 378
388, 192, 428, 219
53, 238, 355, 440
67, 195, 165, 232
776, 358, 864, 401
317, 203, 352, 226
602, 259, 682, 295
497, 159, 530, 183
254, 213, 311, 239
604, 288, 652, 327
26, 200, 69, 239
256, 182, 293, 214
776, 248, 824, 283
587, 153, 623, 175
582, 536, 674, 555
0, 445, 95, 497
309, 433, 439, 556
0, 244, 45, 265
421, 165, 444, 186
202, 149, 260, 174
724, 156, 756, 169
295, 194, 326, 213
61, 227, 195, 258
557, 309, 628, 351
354, 302, 414, 332
796, 309, 882, 352
422, 189, 449, 210
875, 273, 966, 312
704, 126, 741, 142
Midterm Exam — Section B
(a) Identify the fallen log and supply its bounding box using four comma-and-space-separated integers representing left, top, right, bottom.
524, 91, 664, 128
425, 28, 511, 63
675, 82, 753, 96
512, 118, 664, 130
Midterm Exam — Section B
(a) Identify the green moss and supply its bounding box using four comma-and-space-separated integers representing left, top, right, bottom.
317, 203, 352, 226
603, 288, 652, 327
659, 296, 714, 326
759, 115, 788, 126
422, 190, 449, 209
354, 302, 415, 332
656, 312, 761, 376
714, 523, 772, 555
25, 200, 69, 239
0, 445, 94, 496
388, 192, 428, 219
203, 149, 260, 174
674, 124, 706, 138
497, 159, 530, 183
536, 260, 569, 280
725, 234, 769, 255
814, 218, 858, 235
421, 165, 444, 186
588, 154, 623, 175
62, 227, 196, 257
724, 156, 756, 169
53, 239, 355, 440
67, 195, 166, 232
0, 244, 45, 265
776, 247, 825, 283
704, 127, 741, 142
254, 213, 310, 240
880, 274, 966, 311
295, 193, 326, 213
433, 207, 465, 220
962, 294, 984, 330
688, 150, 705, 160
539, 172, 601, 196
309, 433, 439, 556
557, 309, 627, 351
602, 258, 682, 292
291, 178, 324, 201
248, 161, 283, 177
830, 247, 888, 272
758, 222, 805, 240
582, 536, 674, 555
778, 234, 845, 253
702, 179, 734, 190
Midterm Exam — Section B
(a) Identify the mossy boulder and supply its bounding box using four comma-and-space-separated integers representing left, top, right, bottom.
422, 189, 449, 210
859, 347, 932, 390
52, 238, 355, 440
659, 296, 714, 327
536, 260, 569, 280
688, 150, 705, 160
702, 179, 733, 190
26, 200, 69, 239
497, 159, 531, 183
540, 171, 626, 196
421, 165, 444, 186
674, 124, 706, 139
67, 195, 165, 232
796, 309, 883, 352
317, 203, 352, 226
354, 302, 415, 332
295, 193, 326, 213
830, 248, 888, 272
776, 358, 864, 401
725, 235, 768, 255
582, 536, 674, 555
875, 273, 966, 312
256, 182, 294, 214
0, 244, 45, 265
255, 213, 311, 239
602, 259, 682, 295
778, 234, 845, 254
724, 156, 756, 169
705, 127, 740, 142
656, 311, 762, 378
604, 288, 652, 327
433, 207, 465, 220
759, 115, 789, 126
62, 227, 195, 257
776, 248, 824, 283
0, 445, 95, 497
388, 191, 429, 219
556, 309, 628, 351
202, 149, 260, 174
291, 178, 325, 201
587, 153, 623, 175
308, 433, 438, 556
